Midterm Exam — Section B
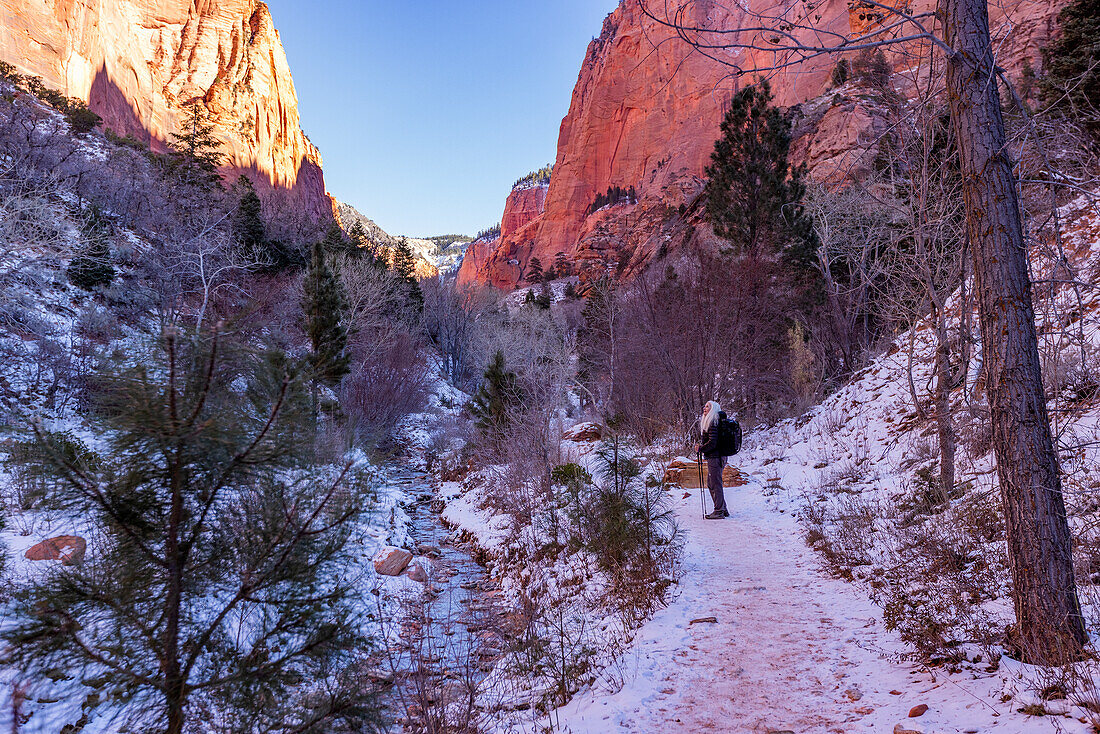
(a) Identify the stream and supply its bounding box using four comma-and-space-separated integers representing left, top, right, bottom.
379, 464, 515, 730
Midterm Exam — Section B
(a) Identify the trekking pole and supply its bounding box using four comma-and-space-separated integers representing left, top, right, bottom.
697, 450, 706, 519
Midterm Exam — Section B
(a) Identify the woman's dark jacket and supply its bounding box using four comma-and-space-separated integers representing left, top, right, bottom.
699, 411, 727, 459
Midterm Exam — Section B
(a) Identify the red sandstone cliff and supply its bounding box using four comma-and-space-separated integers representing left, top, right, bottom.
0, 0, 331, 221
455, 234, 500, 289
501, 184, 549, 242
460, 0, 1064, 290
458, 183, 548, 288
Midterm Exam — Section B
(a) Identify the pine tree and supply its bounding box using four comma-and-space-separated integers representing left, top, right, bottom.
302, 239, 351, 389
391, 237, 424, 312
169, 103, 224, 189
2, 329, 377, 734
705, 80, 815, 266
234, 175, 266, 260
469, 351, 523, 440
554, 251, 571, 277
347, 219, 367, 249
526, 256, 544, 283
67, 207, 114, 291
535, 281, 553, 309
1042, 0, 1100, 130
321, 220, 348, 254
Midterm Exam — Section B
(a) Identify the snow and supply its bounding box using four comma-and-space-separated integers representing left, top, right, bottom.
502, 278, 578, 309
440, 480, 511, 550
6, 98, 1100, 728
553, 476, 1083, 733
530, 193, 1100, 733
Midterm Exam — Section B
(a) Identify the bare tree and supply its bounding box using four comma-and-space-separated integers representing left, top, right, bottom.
804, 181, 898, 377
594, 252, 789, 440
0, 175, 74, 291
887, 59, 970, 500
337, 253, 417, 365
577, 276, 622, 410
421, 278, 498, 388
155, 212, 252, 332
638, 0, 1087, 661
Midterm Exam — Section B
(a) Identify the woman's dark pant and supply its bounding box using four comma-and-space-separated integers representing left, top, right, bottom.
707, 455, 728, 514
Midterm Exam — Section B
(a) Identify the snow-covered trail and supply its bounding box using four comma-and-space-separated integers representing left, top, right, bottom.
553, 477, 1067, 734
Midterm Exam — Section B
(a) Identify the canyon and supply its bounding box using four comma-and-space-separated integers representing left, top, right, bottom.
0, 0, 331, 222
458, 0, 1064, 290
336, 201, 444, 279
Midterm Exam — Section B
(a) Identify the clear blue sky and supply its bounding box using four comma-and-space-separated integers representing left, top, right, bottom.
264, 1, 621, 238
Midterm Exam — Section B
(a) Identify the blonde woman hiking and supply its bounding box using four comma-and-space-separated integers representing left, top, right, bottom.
695, 400, 729, 519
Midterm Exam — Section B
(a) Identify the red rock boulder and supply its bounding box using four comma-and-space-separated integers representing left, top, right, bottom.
373, 546, 413, 577
25, 535, 87, 566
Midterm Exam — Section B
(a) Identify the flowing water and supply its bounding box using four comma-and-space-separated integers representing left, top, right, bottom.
379, 464, 514, 730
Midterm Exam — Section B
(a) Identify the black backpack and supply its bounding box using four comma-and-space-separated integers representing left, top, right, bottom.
717, 413, 743, 456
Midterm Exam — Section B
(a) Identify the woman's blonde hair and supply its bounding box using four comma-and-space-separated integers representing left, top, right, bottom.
700, 400, 721, 433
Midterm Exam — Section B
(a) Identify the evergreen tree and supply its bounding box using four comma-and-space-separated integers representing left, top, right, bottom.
391, 237, 424, 312
65, 100, 101, 135
168, 103, 224, 189
554, 251, 571, 277
67, 207, 114, 291
234, 175, 266, 260
302, 239, 351, 389
705, 80, 815, 266
526, 256, 544, 283
232, 179, 303, 271
535, 281, 553, 309
1042, 0, 1100, 130
469, 351, 523, 441
391, 237, 416, 279
347, 219, 367, 249
2, 329, 377, 734
344, 220, 385, 269
321, 220, 348, 254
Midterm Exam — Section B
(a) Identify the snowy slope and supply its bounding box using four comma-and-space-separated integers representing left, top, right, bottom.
549, 192, 1100, 732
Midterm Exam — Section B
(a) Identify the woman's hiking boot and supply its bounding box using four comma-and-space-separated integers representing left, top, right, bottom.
704, 510, 729, 520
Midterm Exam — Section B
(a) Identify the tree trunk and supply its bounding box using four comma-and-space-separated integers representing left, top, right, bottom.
933, 309, 956, 500
164, 453, 186, 734
940, 0, 1087, 663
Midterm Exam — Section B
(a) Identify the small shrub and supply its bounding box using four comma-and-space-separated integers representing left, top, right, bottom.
852, 48, 891, 88
65, 102, 101, 135
105, 128, 148, 151
831, 58, 850, 86
66, 241, 114, 291
67, 209, 115, 291
551, 461, 593, 526
75, 306, 121, 344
